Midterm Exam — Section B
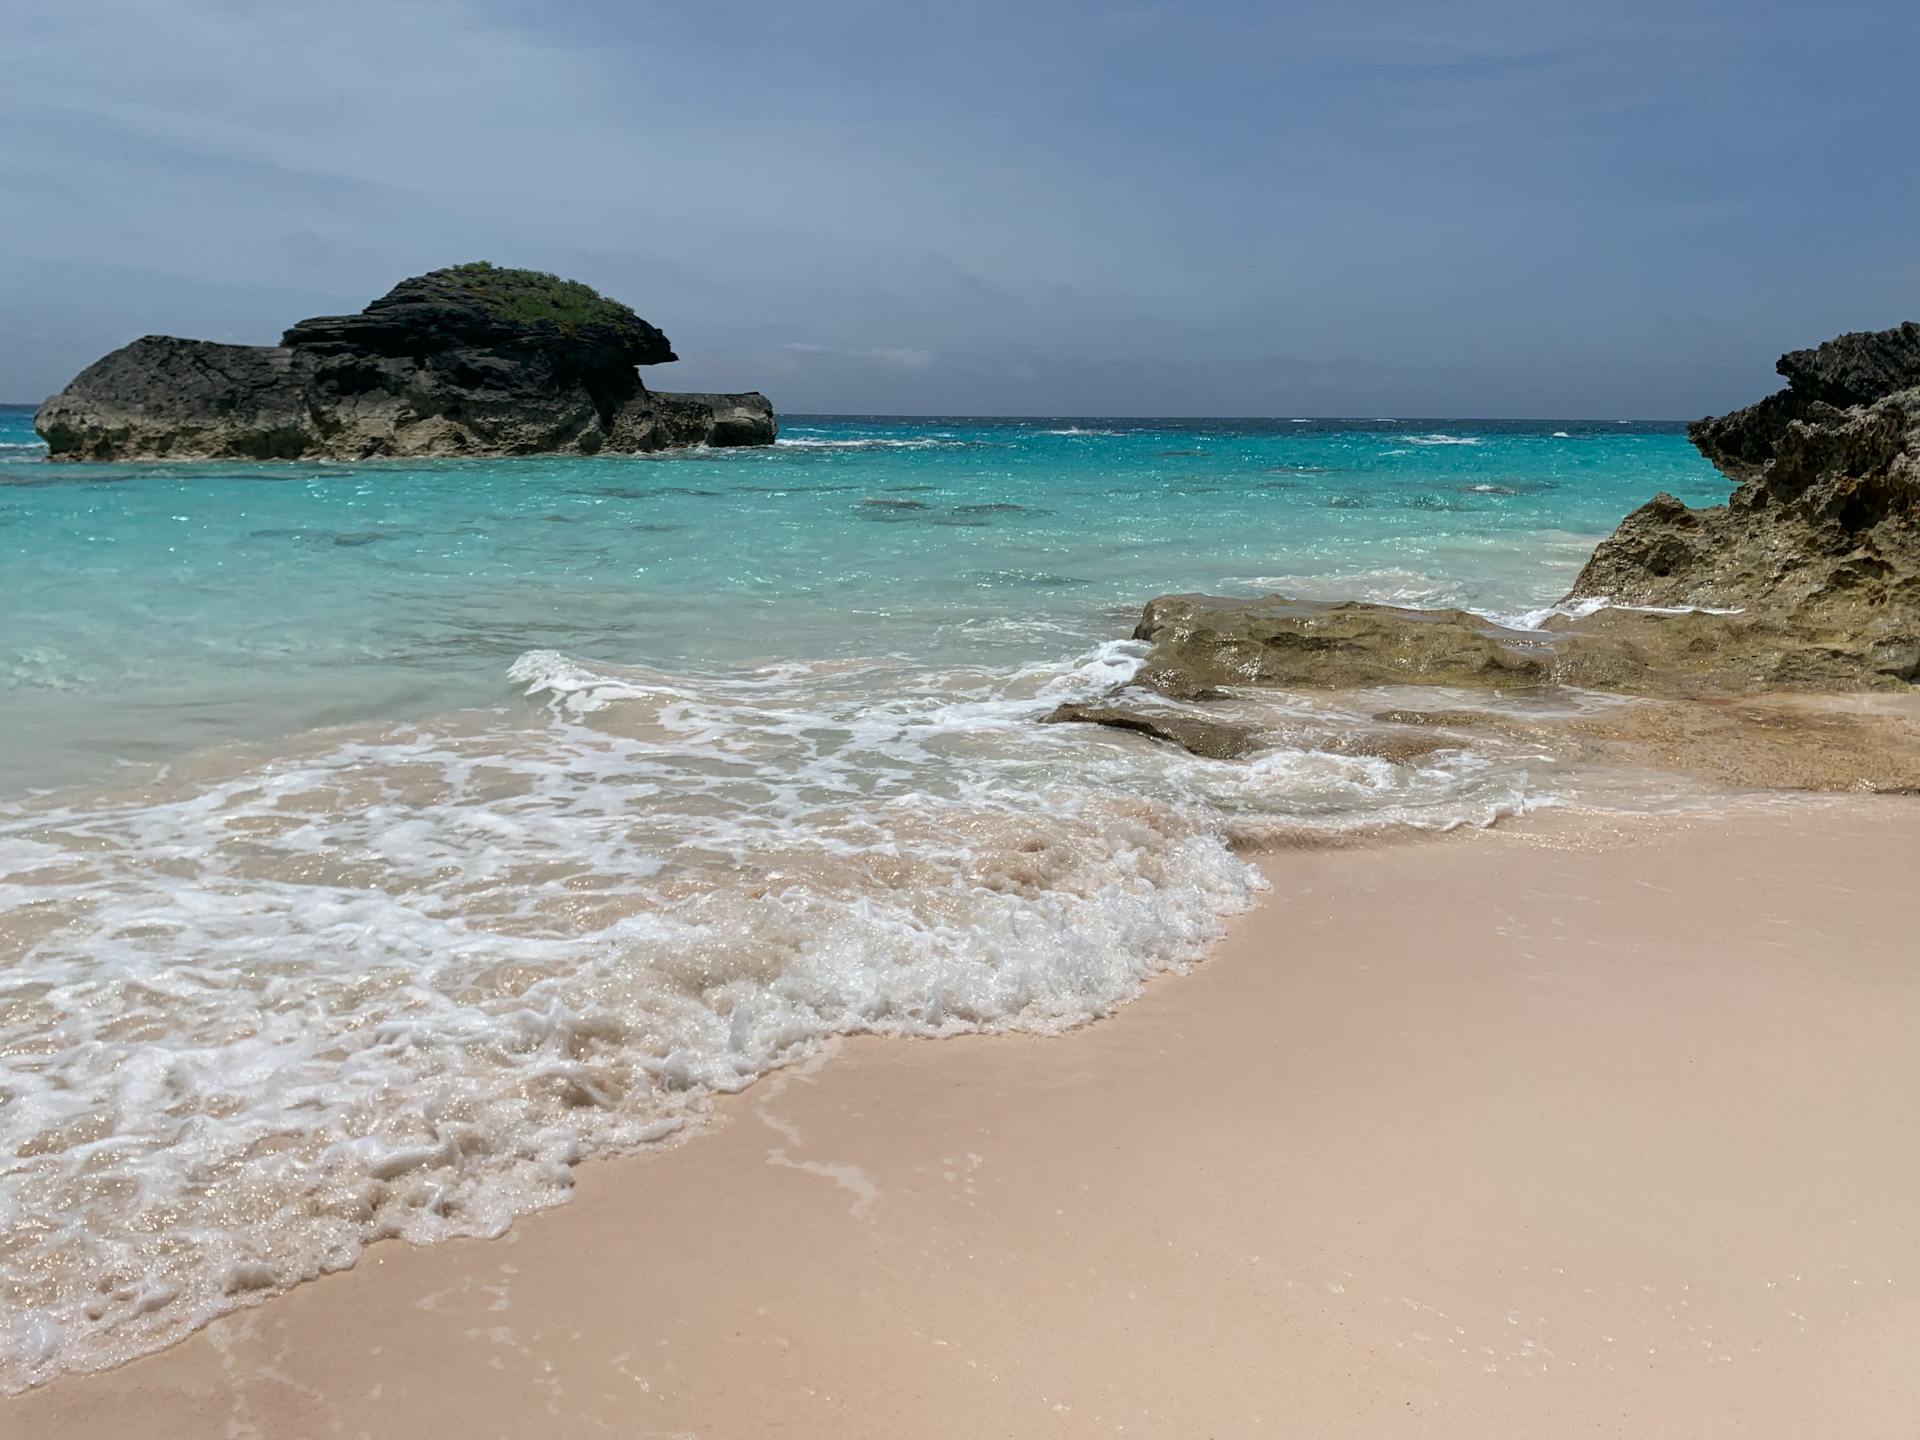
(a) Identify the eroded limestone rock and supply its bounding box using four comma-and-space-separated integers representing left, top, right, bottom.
35, 264, 777, 461
1566, 322, 1920, 685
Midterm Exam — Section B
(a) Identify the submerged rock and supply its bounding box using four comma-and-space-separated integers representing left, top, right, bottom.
1373, 697, 1920, 794
35, 263, 777, 461
1041, 700, 1265, 760
1040, 695, 1470, 767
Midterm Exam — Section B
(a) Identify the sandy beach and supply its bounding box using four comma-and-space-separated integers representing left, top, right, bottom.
9, 2, 1916, 1431
11, 796, 1917, 1438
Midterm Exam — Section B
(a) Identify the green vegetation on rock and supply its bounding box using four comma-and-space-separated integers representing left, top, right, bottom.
278, 261, 679, 368
440, 261, 639, 338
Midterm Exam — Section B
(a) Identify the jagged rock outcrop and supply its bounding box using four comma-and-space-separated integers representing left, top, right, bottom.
1680, 322, 1920, 481
1042, 324, 1920, 790
35, 263, 776, 461
1565, 321, 1919, 683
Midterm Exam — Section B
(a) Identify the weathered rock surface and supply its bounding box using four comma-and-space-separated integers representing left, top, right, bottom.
1676, 322, 1920, 481
35, 263, 776, 461
1041, 700, 1265, 760
1133, 595, 1555, 697
279, 265, 676, 370
1566, 321, 1920, 684
1373, 697, 1920, 794
1538, 605, 1919, 693
1132, 592, 1913, 703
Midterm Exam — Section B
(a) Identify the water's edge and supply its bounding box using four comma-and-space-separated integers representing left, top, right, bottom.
0, 412, 1726, 1388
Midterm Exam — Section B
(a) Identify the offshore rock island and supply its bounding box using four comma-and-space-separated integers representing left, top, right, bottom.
33, 263, 777, 461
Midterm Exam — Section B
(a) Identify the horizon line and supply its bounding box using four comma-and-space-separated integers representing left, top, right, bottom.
0, 401, 1698, 425
782, 411, 1698, 424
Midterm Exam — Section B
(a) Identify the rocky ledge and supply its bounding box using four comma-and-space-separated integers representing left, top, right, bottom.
1048, 321, 1920, 790
1566, 319, 1919, 677
35, 263, 776, 461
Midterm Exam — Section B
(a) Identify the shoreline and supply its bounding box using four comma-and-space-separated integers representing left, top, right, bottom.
12, 797, 1918, 1436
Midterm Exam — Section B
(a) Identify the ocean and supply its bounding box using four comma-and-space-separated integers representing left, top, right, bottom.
0, 404, 1729, 1386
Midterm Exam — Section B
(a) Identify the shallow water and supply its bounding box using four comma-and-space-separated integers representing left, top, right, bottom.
1, 410, 1724, 789
0, 405, 1727, 1386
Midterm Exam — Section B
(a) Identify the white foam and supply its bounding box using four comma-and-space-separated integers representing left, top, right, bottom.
1405, 433, 1484, 446
1493, 597, 1746, 631
1496, 594, 1612, 630
773, 436, 951, 449
505, 649, 702, 714
1625, 603, 1745, 616
0, 636, 1545, 1390
1240, 568, 1457, 609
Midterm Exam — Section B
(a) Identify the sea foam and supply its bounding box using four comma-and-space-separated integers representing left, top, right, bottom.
773, 436, 954, 449
0, 632, 1547, 1389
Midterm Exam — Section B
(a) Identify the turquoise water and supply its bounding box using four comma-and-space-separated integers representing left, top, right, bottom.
0, 402, 1727, 1388
1, 407, 1722, 790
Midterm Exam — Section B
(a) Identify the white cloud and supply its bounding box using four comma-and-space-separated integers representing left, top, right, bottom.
867, 347, 936, 371
783, 342, 935, 371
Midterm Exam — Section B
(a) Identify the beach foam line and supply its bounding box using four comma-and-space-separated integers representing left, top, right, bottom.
773, 436, 953, 449
1238, 567, 1459, 608
0, 631, 1548, 1390
1494, 596, 1747, 630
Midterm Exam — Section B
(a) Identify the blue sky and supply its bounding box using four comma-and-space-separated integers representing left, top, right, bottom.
3, 0, 1914, 415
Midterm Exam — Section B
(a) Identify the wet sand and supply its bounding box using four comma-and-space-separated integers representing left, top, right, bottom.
12, 799, 1920, 1437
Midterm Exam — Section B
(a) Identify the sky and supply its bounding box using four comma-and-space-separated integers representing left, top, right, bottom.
3, 1, 1915, 417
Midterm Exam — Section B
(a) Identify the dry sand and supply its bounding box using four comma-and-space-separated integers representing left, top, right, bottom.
10, 799, 1920, 1437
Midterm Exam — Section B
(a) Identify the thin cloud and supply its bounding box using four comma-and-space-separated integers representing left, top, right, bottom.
783, 342, 935, 371
1, 1, 1913, 413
